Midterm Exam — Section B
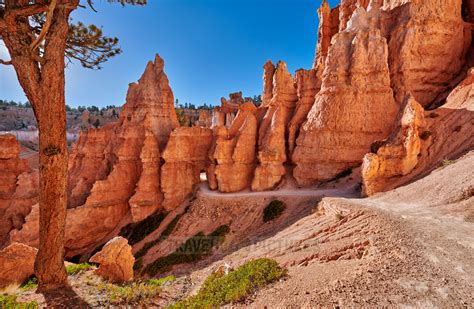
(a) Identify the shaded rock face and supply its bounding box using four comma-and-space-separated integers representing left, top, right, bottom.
90, 237, 134, 282
0, 135, 37, 247
313, 1, 340, 69
10, 55, 209, 259
0, 242, 37, 288
208, 102, 258, 192
362, 96, 425, 196
293, 4, 399, 185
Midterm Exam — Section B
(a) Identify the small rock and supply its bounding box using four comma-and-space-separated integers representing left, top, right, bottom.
0, 242, 37, 288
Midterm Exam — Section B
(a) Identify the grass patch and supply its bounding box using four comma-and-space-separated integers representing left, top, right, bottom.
168, 258, 287, 308
66, 262, 93, 275
98, 282, 161, 305
20, 277, 38, 291
144, 225, 230, 276
120, 211, 168, 245
263, 200, 286, 223
0, 295, 38, 308
147, 275, 176, 287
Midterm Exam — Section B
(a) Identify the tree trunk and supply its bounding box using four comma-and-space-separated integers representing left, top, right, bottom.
34, 89, 69, 291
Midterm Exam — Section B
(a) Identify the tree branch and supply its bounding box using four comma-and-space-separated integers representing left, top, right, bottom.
30, 0, 57, 51
0, 58, 12, 65
4, 3, 49, 29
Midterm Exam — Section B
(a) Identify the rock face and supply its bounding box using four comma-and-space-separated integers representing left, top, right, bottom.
0, 242, 37, 288
293, 3, 399, 185
10, 55, 201, 259
0, 135, 37, 246
362, 96, 425, 196
90, 237, 134, 282
208, 102, 258, 192
386, 0, 470, 107
252, 61, 298, 191
313, 0, 340, 69
161, 127, 213, 210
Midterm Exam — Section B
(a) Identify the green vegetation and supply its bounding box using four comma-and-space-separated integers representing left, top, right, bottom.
66, 263, 94, 275
135, 214, 183, 259
263, 200, 286, 223
98, 282, 161, 305
144, 225, 230, 276
335, 212, 345, 221
120, 211, 168, 245
147, 275, 176, 287
20, 277, 38, 291
0, 295, 38, 309
168, 258, 287, 308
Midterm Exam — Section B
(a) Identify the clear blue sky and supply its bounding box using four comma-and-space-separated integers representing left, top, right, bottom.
0, 0, 339, 108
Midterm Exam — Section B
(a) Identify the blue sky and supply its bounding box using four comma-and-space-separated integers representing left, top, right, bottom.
0, 0, 339, 108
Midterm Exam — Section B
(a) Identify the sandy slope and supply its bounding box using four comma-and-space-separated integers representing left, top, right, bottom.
169, 152, 474, 308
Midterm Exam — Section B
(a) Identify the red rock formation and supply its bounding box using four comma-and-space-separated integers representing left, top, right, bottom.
0, 242, 37, 288
339, 0, 370, 31
0, 135, 37, 246
293, 4, 399, 185
252, 61, 298, 191
313, 0, 340, 69
362, 95, 425, 196
89, 236, 134, 282
387, 0, 470, 106
161, 127, 213, 210
11, 55, 184, 258
262, 61, 276, 107
209, 102, 258, 192
288, 69, 320, 156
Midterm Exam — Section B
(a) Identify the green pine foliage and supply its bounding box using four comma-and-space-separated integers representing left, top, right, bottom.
263, 200, 286, 223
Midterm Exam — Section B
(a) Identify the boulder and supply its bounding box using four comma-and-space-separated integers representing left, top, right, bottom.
90, 237, 134, 282
0, 242, 37, 288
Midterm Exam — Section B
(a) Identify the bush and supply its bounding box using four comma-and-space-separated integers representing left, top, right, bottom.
98, 282, 161, 305
144, 225, 230, 276
0, 295, 38, 308
66, 262, 93, 275
120, 211, 168, 245
441, 159, 456, 167
147, 275, 176, 287
20, 277, 38, 291
168, 258, 287, 308
263, 200, 286, 223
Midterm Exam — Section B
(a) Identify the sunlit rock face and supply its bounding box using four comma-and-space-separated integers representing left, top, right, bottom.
0, 135, 37, 247
293, 3, 399, 185
10, 55, 194, 258
362, 96, 425, 196
208, 102, 258, 192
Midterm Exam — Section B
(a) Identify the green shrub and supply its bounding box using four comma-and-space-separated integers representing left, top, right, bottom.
97, 282, 161, 305
0, 295, 38, 309
66, 262, 93, 275
20, 277, 38, 291
263, 200, 286, 223
147, 275, 176, 287
120, 211, 168, 245
441, 159, 456, 167
144, 225, 230, 276
168, 258, 287, 308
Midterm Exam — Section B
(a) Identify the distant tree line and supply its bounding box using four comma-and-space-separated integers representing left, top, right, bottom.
0, 99, 32, 108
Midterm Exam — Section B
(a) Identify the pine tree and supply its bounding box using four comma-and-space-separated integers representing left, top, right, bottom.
0, 0, 146, 291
